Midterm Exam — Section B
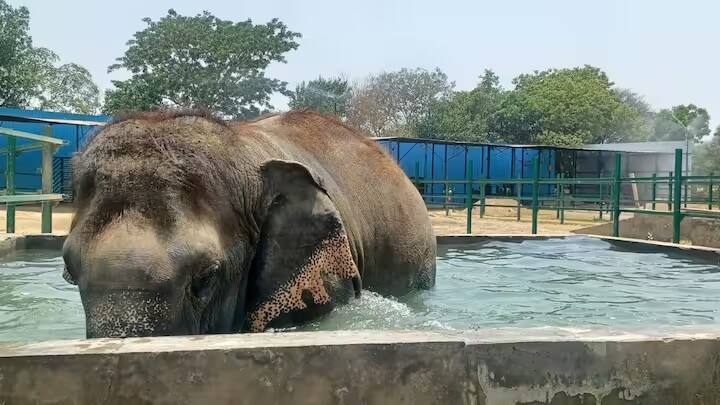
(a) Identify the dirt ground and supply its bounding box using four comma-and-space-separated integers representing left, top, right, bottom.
0, 200, 611, 236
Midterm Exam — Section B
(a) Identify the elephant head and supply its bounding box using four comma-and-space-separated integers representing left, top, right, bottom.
63, 111, 361, 338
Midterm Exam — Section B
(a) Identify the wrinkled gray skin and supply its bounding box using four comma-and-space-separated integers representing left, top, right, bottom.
63, 110, 436, 338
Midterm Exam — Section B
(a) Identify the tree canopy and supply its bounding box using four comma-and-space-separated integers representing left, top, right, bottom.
0, 0, 100, 114
415, 70, 502, 143
410, 66, 652, 146
289, 76, 350, 117
693, 127, 720, 175
493, 66, 648, 145
104, 9, 301, 118
651, 104, 711, 143
346, 67, 453, 136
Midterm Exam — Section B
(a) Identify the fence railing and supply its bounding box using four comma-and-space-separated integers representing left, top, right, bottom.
412, 149, 720, 243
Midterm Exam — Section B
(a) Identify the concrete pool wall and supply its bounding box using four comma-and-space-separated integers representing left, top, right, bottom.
1, 233, 720, 404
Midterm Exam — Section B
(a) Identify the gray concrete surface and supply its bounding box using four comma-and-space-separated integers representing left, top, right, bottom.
1, 327, 720, 404
575, 215, 720, 249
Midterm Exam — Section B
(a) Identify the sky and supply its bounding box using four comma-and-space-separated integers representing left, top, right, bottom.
9, 0, 720, 136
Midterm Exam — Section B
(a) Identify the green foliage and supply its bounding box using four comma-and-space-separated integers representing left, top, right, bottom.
347, 67, 453, 136
0, 1, 100, 113
534, 131, 586, 147
693, 130, 720, 175
416, 66, 650, 147
289, 76, 350, 117
104, 9, 301, 118
652, 104, 711, 142
37, 63, 101, 114
493, 66, 646, 145
416, 70, 501, 143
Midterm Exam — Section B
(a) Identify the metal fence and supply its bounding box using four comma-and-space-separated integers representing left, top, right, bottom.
412, 149, 720, 243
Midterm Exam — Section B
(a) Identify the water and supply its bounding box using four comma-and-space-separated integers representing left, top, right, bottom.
1, 236, 720, 342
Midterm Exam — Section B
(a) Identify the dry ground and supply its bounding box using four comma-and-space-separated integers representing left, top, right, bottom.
0, 199, 612, 236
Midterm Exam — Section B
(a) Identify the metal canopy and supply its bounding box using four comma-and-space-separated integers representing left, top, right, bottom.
0, 127, 65, 145
0, 113, 106, 127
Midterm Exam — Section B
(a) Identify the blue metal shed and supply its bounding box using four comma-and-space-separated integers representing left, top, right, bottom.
0, 108, 109, 195
374, 137, 563, 204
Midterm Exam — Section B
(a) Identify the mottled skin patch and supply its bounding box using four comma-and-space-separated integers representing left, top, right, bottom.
248, 232, 359, 332
85, 291, 170, 338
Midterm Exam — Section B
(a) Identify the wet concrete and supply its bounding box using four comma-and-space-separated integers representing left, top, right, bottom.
1, 328, 720, 404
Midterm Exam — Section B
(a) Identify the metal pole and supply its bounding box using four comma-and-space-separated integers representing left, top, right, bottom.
612, 154, 621, 237
598, 177, 604, 220
516, 181, 522, 222
531, 157, 539, 235
672, 149, 683, 244
479, 179, 486, 218
667, 171, 673, 211
684, 130, 689, 208
559, 173, 565, 224
5, 137, 16, 233
41, 126, 54, 234
709, 173, 713, 211
555, 174, 561, 219
466, 160, 473, 234
651, 173, 657, 210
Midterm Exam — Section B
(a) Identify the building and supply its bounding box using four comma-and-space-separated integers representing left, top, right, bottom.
374, 137, 687, 204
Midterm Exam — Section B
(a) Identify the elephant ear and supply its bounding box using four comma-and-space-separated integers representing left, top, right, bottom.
245, 159, 362, 332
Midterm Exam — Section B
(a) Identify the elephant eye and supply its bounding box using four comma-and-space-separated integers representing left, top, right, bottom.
191, 262, 219, 305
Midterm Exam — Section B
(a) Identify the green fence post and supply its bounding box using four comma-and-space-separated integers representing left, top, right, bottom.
41, 126, 54, 234
555, 174, 561, 219
684, 169, 689, 209
672, 149, 683, 244
531, 157, 539, 234
516, 183, 522, 222
559, 173, 565, 224
651, 173, 657, 210
667, 171, 673, 211
479, 180, 486, 218
5, 137, 16, 233
598, 179, 604, 220
466, 160, 473, 234
612, 154, 621, 237
443, 180, 449, 216
709, 174, 713, 211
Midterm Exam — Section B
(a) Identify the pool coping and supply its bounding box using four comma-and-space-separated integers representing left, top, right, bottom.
2, 325, 720, 358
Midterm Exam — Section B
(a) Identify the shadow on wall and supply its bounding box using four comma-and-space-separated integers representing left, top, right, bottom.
573, 215, 720, 248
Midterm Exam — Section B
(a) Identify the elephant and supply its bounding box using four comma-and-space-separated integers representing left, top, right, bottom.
62, 109, 436, 338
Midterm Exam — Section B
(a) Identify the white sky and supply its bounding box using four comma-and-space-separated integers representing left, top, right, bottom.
10, 0, 720, 135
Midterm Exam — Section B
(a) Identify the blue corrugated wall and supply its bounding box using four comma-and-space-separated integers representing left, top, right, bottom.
0, 108, 108, 192
377, 138, 560, 203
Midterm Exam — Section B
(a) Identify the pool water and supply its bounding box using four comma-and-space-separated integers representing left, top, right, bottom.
1, 236, 720, 342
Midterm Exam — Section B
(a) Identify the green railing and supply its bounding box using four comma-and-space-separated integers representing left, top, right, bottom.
412, 149, 720, 243
0, 126, 64, 233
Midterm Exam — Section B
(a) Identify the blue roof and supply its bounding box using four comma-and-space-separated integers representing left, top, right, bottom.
0, 107, 109, 126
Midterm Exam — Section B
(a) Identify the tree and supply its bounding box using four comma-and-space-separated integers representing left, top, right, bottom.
614, 88, 654, 141
415, 70, 502, 143
652, 104, 711, 143
289, 76, 351, 117
490, 66, 647, 146
0, 0, 100, 113
347, 67, 453, 136
37, 63, 101, 114
104, 9, 301, 118
693, 127, 720, 175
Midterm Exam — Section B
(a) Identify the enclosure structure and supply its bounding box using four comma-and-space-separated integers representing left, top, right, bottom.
0, 125, 64, 233
0, 108, 109, 200
375, 137, 681, 205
